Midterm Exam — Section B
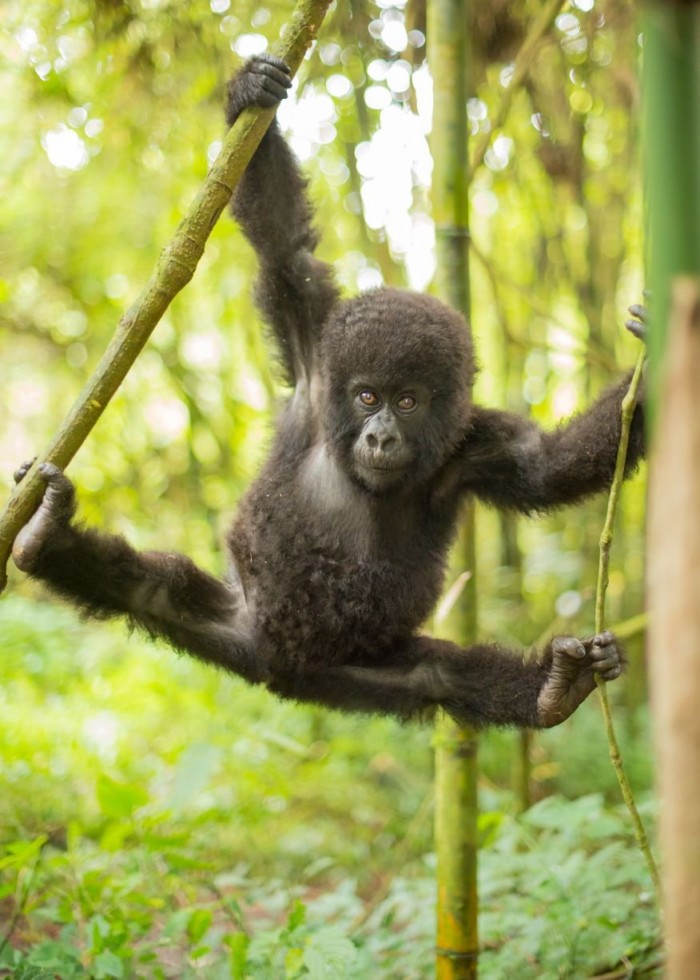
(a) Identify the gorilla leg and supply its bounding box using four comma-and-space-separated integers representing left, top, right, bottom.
269, 634, 622, 729
13, 464, 264, 682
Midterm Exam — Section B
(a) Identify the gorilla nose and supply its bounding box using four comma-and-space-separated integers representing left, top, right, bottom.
367, 432, 397, 452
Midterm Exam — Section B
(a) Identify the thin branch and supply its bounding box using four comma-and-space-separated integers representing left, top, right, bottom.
469, 238, 619, 372
594, 347, 661, 896
469, 0, 566, 178
589, 957, 664, 980
0, 0, 333, 593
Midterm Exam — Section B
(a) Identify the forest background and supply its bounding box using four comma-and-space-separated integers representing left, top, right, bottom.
0, 0, 657, 976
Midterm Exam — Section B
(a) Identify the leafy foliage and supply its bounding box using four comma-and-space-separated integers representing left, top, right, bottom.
0, 598, 660, 977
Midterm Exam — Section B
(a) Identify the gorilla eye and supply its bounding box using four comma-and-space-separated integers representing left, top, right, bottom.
397, 394, 417, 412
358, 390, 380, 408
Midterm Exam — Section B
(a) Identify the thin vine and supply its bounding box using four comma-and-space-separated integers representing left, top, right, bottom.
594, 347, 661, 895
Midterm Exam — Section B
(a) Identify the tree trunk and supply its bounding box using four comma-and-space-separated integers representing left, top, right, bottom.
647, 278, 700, 976
643, 3, 700, 974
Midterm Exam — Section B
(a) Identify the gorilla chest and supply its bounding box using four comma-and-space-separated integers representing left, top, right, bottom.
228, 458, 459, 665
255, 549, 443, 666
240, 497, 450, 666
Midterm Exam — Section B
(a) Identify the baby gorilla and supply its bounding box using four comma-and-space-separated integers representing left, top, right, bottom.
12, 55, 645, 729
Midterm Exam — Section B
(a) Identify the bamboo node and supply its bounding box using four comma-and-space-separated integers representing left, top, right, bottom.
435, 947, 479, 962
434, 224, 470, 239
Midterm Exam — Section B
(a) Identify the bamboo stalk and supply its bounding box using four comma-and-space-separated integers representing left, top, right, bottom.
0, 0, 334, 593
642, 3, 700, 429
434, 712, 478, 980
428, 1, 479, 977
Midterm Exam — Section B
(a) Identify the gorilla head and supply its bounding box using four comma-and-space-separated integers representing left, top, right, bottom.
321, 288, 476, 492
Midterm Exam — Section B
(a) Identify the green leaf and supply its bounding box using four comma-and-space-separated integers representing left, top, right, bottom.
286, 899, 307, 932
226, 932, 249, 980
10, 965, 56, 980
89, 913, 111, 952
170, 742, 221, 811
0, 835, 48, 871
96, 774, 149, 819
302, 929, 357, 978
93, 950, 125, 979
187, 907, 213, 944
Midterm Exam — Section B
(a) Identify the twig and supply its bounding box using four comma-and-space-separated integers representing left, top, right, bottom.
588, 948, 664, 980
0, 859, 41, 956
594, 347, 660, 895
0, 0, 334, 593
469, 239, 619, 372
470, 0, 566, 177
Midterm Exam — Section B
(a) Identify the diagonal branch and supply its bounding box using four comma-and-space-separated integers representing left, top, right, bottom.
0, 0, 333, 593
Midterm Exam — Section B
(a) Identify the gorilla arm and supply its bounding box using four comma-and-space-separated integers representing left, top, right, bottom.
458, 373, 645, 513
226, 55, 339, 385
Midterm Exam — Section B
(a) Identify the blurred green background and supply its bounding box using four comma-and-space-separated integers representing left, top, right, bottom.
0, 0, 657, 976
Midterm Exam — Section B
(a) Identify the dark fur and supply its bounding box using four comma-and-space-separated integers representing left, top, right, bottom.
12, 56, 644, 729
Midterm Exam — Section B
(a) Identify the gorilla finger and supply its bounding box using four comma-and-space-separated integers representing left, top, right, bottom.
251, 59, 293, 88
595, 630, 615, 646
583, 630, 614, 652
14, 458, 37, 484
250, 53, 291, 75
551, 636, 586, 660
601, 665, 622, 681
625, 319, 647, 342
37, 463, 76, 508
259, 75, 291, 103
38, 462, 70, 484
628, 304, 648, 323
589, 634, 622, 672
589, 638, 616, 654
590, 651, 620, 673
625, 304, 648, 342
252, 90, 285, 109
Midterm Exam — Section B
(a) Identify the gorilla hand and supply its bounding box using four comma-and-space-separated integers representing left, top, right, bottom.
537, 631, 623, 728
12, 462, 77, 573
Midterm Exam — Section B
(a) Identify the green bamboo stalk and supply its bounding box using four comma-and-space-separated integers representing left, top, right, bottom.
428, 1, 479, 977
643, 3, 700, 429
0, 0, 333, 594
434, 709, 478, 980
594, 347, 660, 895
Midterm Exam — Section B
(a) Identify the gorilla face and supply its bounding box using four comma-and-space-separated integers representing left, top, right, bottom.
321, 288, 476, 492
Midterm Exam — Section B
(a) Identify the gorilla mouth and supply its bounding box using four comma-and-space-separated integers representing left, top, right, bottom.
366, 461, 406, 472
356, 449, 413, 474
356, 460, 411, 492
359, 459, 411, 479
